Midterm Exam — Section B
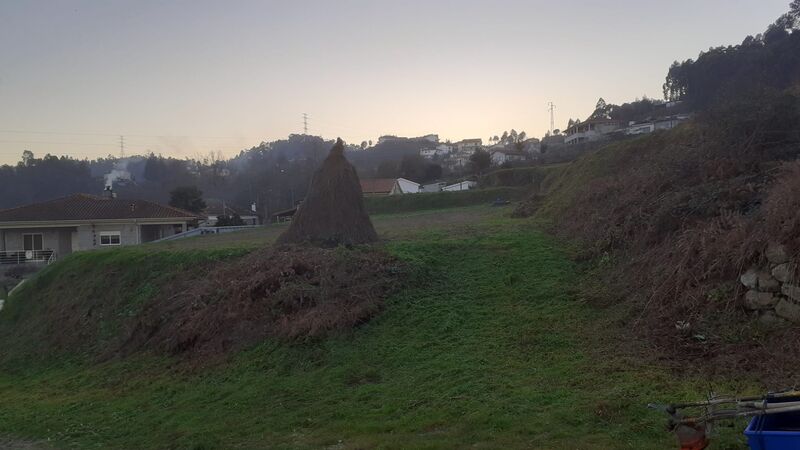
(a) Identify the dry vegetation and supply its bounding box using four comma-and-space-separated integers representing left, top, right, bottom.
515, 89, 800, 381
120, 245, 401, 360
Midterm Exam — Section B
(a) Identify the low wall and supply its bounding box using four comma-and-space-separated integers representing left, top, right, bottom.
740, 243, 800, 325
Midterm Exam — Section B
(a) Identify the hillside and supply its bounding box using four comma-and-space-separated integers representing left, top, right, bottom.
514, 87, 800, 381
0, 207, 756, 449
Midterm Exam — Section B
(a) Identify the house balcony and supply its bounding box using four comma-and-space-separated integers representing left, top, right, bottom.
0, 250, 56, 265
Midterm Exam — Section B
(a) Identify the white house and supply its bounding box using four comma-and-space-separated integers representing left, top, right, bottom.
396, 178, 420, 194
455, 139, 482, 153
626, 114, 691, 136
490, 149, 527, 165
420, 148, 437, 159
564, 118, 623, 145
626, 122, 655, 135
443, 181, 477, 192
436, 143, 454, 154
360, 178, 420, 196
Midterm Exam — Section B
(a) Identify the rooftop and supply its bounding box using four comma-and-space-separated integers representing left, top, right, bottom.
360, 178, 396, 195
0, 194, 199, 224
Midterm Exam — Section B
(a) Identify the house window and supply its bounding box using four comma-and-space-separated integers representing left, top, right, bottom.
99, 231, 121, 246
23, 233, 43, 251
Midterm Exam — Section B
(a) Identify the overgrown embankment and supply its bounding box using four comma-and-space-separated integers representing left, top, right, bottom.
515, 89, 800, 381
0, 244, 401, 365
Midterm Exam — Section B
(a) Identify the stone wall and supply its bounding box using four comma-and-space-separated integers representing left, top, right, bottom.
740, 243, 799, 325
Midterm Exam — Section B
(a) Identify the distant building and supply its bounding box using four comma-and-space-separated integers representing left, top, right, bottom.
377, 135, 403, 145
455, 139, 483, 153
625, 114, 691, 136
522, 138, 541, 154
421, 182, 446, 193
490, 149, 527, 165
419, 148, 437, 159
360, 178, 397, 196
360, 178, 420, 196
202, 199, 260, 226
443, 180, 477, 192
564, 118, 623, 145
436, 143, 454, 154
0, 192, 198, 262
395, 178, 420, 194
421, 134, 439, 143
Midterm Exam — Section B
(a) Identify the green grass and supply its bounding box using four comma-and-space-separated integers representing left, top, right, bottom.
363, 187, 528, 215
479, 164, 568, 189
0, 209, 755, 449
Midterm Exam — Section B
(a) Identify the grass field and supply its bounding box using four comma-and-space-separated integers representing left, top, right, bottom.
0, 206, 757, 449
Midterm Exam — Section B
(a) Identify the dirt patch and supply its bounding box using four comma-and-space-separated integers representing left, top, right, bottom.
118, 245, 402, 360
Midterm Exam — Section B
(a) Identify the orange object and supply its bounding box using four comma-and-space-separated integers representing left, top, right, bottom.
674, 422, 709, 450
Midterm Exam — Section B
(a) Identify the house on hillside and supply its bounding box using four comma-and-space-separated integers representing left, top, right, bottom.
202, 199, 260, 226
419, 148, 438, 159
360, 178, 420, 196
0, 190, 199, 264
455, 138, 483, 153
564, 118, 623, 145
490, 149, 527, 165
625, 114, 691, 136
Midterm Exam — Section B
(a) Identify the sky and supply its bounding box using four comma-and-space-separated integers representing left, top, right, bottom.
0, 0, 791, 164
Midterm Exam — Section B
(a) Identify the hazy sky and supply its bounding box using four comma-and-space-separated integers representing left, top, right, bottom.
0, 0, 790, 164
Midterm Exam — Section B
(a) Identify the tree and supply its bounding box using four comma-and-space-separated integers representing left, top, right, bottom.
360, 141, 368, 149
169, 186, 206, 213
399, 154, 428, 181
376, 160, 399, 178
500, 131, 508, 144
423, 163, 442, 181
518, 131, 527, 142
21, 150, 34, 167
469, 149, 491, 175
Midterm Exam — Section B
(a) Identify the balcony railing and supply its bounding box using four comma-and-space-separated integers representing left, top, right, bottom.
0, 250, 56, 265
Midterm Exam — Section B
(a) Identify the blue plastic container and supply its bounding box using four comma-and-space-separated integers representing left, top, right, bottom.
744, 404, 800, 450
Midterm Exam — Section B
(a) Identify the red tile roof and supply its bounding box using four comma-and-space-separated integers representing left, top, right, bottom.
360, 178, 396, 195
0, 194, 199, 223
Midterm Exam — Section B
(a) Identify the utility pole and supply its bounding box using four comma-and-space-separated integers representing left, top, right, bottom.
302, 113, 309, 135
547, 102, 556, 135
119, 135, 125, 159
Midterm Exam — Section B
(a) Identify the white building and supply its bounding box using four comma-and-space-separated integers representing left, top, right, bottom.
564, 118, 623, 145
420, 148, 437, 159
455, 139, 482, 153
436, 143, 454, 154
396, 178, 420, 194
443, 181, 477, 192
490, 149, 527, 165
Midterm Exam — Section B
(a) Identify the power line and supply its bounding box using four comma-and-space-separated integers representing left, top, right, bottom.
0, 129, 245, 140
0, 139, 112, 147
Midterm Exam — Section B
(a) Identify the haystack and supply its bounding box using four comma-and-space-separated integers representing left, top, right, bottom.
277, 138, 378, 246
